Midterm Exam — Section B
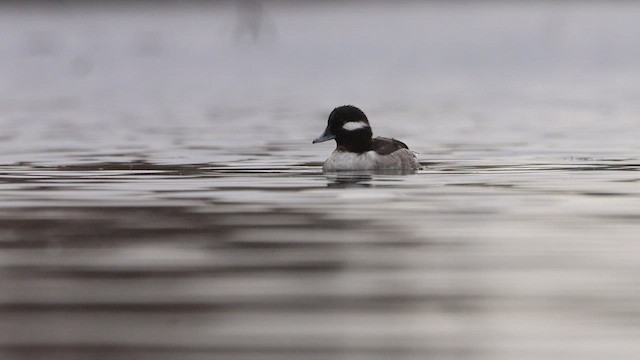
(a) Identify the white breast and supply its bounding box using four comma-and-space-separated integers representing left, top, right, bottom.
323, 151, 379, 171
322, 149, 420, 172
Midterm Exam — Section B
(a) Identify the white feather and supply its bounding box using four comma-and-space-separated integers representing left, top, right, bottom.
342, 121, 369, 131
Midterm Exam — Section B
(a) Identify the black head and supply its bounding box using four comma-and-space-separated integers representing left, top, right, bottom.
313, 105, 373, 153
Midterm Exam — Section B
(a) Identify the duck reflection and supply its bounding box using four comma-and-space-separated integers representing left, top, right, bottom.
325, 173, 372, 188
325, 168, 418, 188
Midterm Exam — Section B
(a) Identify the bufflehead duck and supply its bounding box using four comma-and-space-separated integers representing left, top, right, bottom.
313, 105, 421, 172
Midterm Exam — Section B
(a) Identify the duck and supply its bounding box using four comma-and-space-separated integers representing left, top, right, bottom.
313, 105, 421, 172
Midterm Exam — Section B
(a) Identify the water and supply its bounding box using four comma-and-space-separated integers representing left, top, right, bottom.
1, 2, 640, 359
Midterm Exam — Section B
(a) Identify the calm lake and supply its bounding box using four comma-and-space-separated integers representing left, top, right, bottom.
1, 1, 640, 359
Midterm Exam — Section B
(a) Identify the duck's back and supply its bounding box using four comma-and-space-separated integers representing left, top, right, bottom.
371, 137, 410, 155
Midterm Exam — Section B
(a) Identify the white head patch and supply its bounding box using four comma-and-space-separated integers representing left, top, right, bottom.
342, 121, 369, 131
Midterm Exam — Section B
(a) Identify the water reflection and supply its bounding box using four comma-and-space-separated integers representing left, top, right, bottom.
325, 174, 372, 188
1, 156, 640, 359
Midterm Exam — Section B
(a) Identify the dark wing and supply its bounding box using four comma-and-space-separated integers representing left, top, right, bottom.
371, 137, 410, 155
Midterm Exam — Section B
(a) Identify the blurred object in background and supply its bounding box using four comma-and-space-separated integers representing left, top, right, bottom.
234, 0, 276, 43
